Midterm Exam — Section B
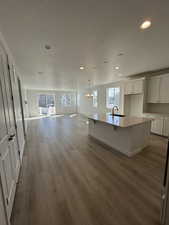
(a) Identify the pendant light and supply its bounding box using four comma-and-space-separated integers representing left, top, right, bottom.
85, 80, 93, 98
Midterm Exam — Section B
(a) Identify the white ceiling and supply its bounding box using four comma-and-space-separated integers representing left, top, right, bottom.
0, 0, 169, 90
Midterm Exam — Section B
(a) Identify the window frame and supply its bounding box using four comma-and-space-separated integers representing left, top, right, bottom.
61, 93, 72, 107
106, 87, 120, 109
93, 90, 98, 108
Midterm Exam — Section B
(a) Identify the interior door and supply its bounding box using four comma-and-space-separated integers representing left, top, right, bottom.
161, 139, 169, 225
0, 182, 8, 225
0, 48, 20, 219
10, 66, 25, 161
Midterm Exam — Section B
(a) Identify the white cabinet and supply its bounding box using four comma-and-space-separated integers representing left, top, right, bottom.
147, 74, 169, 103
125, 79, 143, 95
159, 75, 169, 103
147, 76, 160, 103
133, 80, 143, 94
149, 116, 169, 137
163, 117, 169, 137
125, 81, 133, 95
151, 118, 163, 135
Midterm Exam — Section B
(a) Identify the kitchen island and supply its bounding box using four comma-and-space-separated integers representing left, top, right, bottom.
88, 113, 152, 157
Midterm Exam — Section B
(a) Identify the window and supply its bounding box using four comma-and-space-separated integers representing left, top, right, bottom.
39, 95, 55, 107
38, 94, 55, 115
61, 94, 72, 106
93, 90, 98, 107
106, 87, 120, 108
39, 95, 47, 107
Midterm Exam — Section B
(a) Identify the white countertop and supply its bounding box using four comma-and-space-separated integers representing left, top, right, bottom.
88, 113, 152, 128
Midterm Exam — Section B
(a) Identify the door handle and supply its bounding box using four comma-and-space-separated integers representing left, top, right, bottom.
8, 134, 15, 142
10, 134, 15, 138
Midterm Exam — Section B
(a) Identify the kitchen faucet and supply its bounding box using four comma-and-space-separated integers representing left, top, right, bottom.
112, 105, 119, 115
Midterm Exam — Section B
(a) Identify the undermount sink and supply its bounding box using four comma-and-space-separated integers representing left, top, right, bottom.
110, 113, 126, 117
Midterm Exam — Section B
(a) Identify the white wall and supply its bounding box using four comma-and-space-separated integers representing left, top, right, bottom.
27, 89, 77, 117
78, 81, 125, 116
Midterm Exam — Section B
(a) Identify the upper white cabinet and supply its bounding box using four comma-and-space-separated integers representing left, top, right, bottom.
159, 75, 169, 103
147, 74, 169, 103
147, 76, 160, 103
124, 79, 143, 95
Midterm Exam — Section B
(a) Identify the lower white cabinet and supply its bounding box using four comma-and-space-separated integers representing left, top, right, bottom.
150, 116, 169, 137
163, 117, 169, 137
151, 118, 163, 135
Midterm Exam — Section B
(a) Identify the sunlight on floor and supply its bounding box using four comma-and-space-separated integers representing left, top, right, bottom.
25, 114, 65, 120
69, 114, 77, 118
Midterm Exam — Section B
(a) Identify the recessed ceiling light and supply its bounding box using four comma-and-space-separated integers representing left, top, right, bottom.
117, 53, 124, 57
140, 20, 151, 30
80, 66, 85, 70
45, 44, 51, 50
104, 60, 108, 64
115, 66, 119, 70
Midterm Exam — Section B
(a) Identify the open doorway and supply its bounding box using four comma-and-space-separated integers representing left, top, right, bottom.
38, 94, 56, 116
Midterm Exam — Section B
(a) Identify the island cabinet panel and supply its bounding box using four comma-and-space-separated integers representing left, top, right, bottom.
88, 115, 151, 157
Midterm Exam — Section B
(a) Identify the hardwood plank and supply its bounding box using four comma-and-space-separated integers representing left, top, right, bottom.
11, 115, 167, 225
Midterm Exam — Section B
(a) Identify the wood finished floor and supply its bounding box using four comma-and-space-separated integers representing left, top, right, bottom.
11, 115, 167, 225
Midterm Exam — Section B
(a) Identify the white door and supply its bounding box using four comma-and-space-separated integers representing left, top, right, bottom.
10, 66, 25, 161
0, 183, 8, 225
0, 49, 20, 219
159, 74, 169, 103
147, 77, 161, 103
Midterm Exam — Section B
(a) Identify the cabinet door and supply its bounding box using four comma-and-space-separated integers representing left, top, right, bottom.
133, 80, 143, 94
163, 117, 169, 137
124, 81, 133, 95
159, 75, 169, 103
147, 77, 160, 103
151, 118, 163, 135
